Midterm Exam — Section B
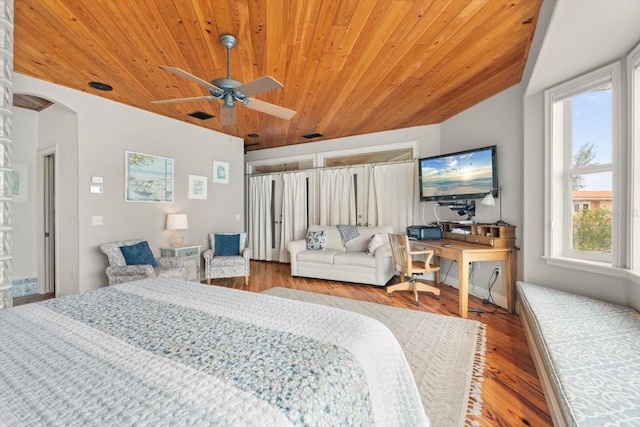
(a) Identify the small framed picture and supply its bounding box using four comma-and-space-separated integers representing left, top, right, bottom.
213, 160, 229, 184
188, 175, 207, 200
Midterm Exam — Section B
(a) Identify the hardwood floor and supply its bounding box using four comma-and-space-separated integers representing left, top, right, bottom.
12, 292, 54, 306
14, 261, 552, 426
209, 260, 553, 427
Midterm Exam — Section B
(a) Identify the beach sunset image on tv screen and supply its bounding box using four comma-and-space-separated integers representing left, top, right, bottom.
420, 147, 496, 200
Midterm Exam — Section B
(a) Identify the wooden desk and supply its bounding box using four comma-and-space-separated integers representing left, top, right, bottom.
412, 238, 516, 319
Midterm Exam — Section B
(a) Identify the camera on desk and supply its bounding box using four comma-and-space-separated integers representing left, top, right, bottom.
407, 225, 442, 240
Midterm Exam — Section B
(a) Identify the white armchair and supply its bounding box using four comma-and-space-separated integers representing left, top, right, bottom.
100, 239, 188, 285
203, 232, 251, 285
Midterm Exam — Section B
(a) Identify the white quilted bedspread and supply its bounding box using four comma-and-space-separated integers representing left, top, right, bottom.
0, 278, 428, 426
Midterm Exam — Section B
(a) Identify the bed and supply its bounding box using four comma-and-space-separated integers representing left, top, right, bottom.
0, 278, 428, 426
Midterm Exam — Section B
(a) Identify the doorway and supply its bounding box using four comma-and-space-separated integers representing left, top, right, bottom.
37, 147, 57, 296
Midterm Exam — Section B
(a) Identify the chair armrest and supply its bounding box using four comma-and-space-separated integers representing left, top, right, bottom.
105, 265, 155, 285
157, 257, 185, 268
408, 248, 433, 256
287, 239, 307, 275
241, 248, 251, 259
288, 239, 306, 256
202, 249, 214, 261
374, 244, 392, 259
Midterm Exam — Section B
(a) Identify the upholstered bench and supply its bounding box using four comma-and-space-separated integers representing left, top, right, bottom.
517, 281, 640, 426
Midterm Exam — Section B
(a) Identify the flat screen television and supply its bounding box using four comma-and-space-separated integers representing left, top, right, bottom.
418, 145, 498, 202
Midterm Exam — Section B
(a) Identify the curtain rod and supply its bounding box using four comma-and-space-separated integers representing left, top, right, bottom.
245, 158, 416, 177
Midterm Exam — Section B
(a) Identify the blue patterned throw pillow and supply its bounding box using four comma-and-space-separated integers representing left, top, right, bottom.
215, 233, 241, 256
306, 230, 326, 250
119, 241, 158, 268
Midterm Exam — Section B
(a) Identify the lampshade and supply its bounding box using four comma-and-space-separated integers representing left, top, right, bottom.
481, 192, 496, 206
166, 213, 188, 230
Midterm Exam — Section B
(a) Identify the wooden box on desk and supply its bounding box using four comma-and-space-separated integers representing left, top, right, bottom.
441, 223, 516, 248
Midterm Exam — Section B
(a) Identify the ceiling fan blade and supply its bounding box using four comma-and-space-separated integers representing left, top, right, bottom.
152, 96, 216, 104
236, 76, 284, 97
159, 66, 222, 91
244, 98, 296, 120
220, 106, 236, 126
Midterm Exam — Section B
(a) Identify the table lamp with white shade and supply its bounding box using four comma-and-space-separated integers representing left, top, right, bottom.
481, 186, 509, 226
166, 213, 188, 246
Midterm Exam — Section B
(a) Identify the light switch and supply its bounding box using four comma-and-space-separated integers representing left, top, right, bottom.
92, 216, 103, 225
90, 185, 103, 193
92, 176, 103, 183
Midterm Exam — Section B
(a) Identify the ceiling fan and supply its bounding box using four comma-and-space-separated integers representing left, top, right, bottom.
153, 34, 296, 126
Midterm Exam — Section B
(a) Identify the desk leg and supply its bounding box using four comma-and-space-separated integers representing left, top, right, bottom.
506, 249, 516, 314
459, 255, 469, 319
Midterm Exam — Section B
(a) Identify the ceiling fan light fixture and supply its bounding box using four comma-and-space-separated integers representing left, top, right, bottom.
223, 93, 234, 108
154, 33, 296, 126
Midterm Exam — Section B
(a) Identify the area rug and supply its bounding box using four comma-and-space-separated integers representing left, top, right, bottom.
261, 287, 486, 427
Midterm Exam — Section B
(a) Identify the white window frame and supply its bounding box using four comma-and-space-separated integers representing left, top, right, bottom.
544, 62, 621, 267
629, 42, 640, 274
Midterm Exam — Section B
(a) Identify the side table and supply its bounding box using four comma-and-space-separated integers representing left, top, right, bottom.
160, 244, 202, 282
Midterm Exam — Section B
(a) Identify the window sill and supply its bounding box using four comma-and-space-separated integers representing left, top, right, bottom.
542, 256, 628, 278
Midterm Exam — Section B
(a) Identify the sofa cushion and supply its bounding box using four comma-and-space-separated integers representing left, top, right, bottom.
306, 230, 326, 250
297, 249, 342, 264
307, 225, 345, 251
366, 233, 386, 255
119, 241, 158, 268
346, 226, 392, 252
334, 252, 377, 268
214, 233, 241, 256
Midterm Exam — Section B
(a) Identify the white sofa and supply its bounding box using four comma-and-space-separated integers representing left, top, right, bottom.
288, 225, 395, 286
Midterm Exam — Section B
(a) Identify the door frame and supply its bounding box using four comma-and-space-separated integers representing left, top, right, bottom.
36, 145, 59, 296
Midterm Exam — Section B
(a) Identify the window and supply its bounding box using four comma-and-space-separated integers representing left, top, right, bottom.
545, 63, 618, 264
631, 44, 640, 274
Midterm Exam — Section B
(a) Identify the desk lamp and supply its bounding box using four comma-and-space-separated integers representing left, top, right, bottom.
481, 186, 509, 226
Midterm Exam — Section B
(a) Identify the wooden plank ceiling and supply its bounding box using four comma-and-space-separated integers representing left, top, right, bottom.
14, 0, 542, 152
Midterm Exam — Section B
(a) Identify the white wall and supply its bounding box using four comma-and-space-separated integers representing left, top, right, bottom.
12, 107, 38, 283
522, 0, 640, 307
14, 73, 245, 294
439, 84, 524, 305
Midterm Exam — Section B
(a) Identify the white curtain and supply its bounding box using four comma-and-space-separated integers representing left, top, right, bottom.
248, 175, 273, 261
279, 172, 308, 262
318, 168, 356, 225
367, 162, 414, 232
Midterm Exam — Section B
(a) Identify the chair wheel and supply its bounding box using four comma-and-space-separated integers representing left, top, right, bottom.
436, 295, 442, 300
414, 301, 420, 306
387, 293, 394, 298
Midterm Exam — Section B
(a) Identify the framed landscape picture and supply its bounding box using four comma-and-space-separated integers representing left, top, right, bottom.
188, 175, 207, 200
213, 160, 229, 184
125, 151, 174, 203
